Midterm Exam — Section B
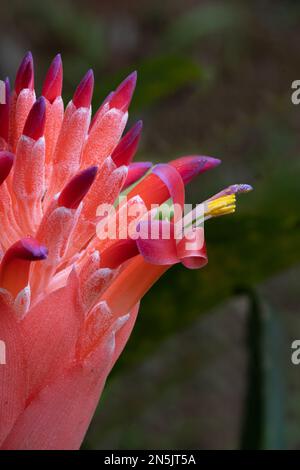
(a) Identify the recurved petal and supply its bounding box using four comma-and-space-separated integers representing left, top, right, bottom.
176, 227, 208, 269
136, 220, 178, 265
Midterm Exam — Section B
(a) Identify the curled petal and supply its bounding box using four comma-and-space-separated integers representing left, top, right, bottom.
123, 161, 152, 190
136, 220, 178, 265
0, 238, 47, 297
170, 155, 221, 184
176, 227, 208, 269
152, 164, 185, 216
127, 155, 216, 209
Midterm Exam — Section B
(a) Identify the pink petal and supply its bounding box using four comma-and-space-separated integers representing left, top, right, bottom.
177, 227, 208, 269
123, 161, 152, 190
111, 120, 143, 167
22, 269, 84, 401
42, 54, 63, 104
2, 326, 115, 450
136, 220, 178, 265
0, 296, 26, 446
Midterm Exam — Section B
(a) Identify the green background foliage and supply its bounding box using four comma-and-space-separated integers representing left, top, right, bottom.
1, 0, 300, 449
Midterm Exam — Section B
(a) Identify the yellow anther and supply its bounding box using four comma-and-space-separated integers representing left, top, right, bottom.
205, 195, 236, 218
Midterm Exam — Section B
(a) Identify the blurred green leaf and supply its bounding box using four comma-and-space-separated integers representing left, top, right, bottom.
240, 290, 285, 449
94, 54, 205, 111
164, 2, 246, 50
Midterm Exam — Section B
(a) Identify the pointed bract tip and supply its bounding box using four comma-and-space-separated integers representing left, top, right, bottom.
112, 120, 143, 167
19, 237, 48, 260
170, 155, 221, 184
0, 237, 47, 296
73, 69, 94, 109
3, 237, 48, 263
23, 96, 46, 140
58, 165, 98, 209
15, 51, 34, 95
0, 151, 14, 185
109, 71, 137, 112
42, 53, 63, 103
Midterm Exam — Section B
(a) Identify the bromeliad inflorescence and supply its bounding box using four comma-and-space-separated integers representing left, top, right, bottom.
0, 52, 252, 450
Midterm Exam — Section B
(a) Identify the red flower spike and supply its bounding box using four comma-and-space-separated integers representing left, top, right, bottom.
170, 156, 221, 185
14, 51, 34, 96
0, 151, 14, 185
100, 239, 139, 269
42, 54, 63, 103
109, 71, 137, 112
72, 69, 94, 109
123, 161, 152, 190
0, 77, 10, 141
112, 120, 143, 167
58, 166, 98, 209
0, 238, 48, 297
23, 96, 46, 140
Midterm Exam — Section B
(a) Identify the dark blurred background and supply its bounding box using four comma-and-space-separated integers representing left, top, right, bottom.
1, 0, 300, 450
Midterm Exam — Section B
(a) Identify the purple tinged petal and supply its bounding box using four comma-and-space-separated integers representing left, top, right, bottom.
0, 151, 14, 185
109, 71, 137, 112
210, 184, 253, 200
72, 69, 94, 109
23, 97, 46, 140
170, 155, 221, 184
42, 54, 63, 103
58, 166, 98, 209
123, 161, 152, 190
111, 120, 143, 167
14, 52, 34, 95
